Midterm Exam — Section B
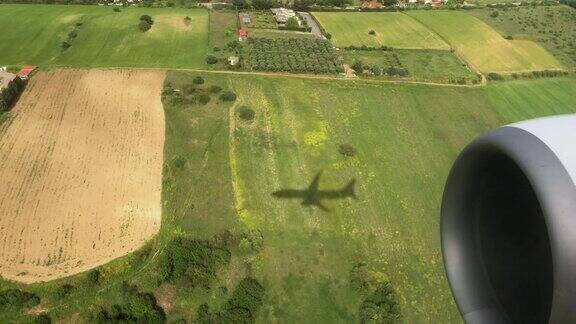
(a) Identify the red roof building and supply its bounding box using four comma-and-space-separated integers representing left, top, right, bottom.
361, 1, 384, 8
17, 65, 38, 79
239, 27, 249, 40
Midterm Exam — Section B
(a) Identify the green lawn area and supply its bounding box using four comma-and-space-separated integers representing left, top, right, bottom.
342, 49, 478, 83
469, 5, 576, 68
2, 73, 576, 323
0, 4, 209, 68
407, 10, 564, 73
312, 12, 450, 49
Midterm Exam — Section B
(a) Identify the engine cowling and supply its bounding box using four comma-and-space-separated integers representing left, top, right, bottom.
441, 115, 576, 323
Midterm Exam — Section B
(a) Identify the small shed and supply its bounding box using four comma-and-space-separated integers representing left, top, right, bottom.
17, 65, 38, 80
239, 13, 251, 24
228, 56, 239, 66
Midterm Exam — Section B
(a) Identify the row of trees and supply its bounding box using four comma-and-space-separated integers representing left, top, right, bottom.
232, 0, 352, 10
0, 77, 26, 112
247, 38, 343, 74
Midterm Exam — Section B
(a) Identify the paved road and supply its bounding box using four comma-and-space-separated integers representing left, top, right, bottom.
298, 12, 325, 39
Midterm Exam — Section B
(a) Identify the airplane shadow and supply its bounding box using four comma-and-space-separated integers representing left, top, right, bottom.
271, 171, 357, 212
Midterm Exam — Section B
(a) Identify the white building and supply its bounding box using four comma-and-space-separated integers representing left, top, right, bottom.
271, 8, 297, 24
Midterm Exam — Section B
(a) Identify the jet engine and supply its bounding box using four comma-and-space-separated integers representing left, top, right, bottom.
441, 114, 576, 324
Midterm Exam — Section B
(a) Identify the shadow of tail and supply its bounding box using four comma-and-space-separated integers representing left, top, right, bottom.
344, 179, 358, 200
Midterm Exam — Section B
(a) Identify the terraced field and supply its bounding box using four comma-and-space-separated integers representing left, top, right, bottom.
0, 5, 208, 68
313, 12, 450, 49
408, 10, 564, 73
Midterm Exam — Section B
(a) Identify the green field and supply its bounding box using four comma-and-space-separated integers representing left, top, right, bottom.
1, 72, 576, 322
408, 10, 564, 73
0, 5, 209, 68
313, 12, 450, 49
469, 5, 576, 68
342, 49, 478, 83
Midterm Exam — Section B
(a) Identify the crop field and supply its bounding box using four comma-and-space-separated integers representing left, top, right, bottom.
0, 69, 165, 283
0, 5, 208, 68
470, 5, 576, 68
407, 10, 564, 73
312, 12, 450, 49
342, 49, 478, 83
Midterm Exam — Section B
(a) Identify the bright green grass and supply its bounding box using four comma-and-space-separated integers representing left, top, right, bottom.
407, 10, 564, 73
469, 5, 576, 68
0, 4, 209, 68
312, 12, 450, 49
342, 49, 478, 83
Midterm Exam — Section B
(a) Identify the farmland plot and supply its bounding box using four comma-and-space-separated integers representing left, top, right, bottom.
0, 69, 165, 283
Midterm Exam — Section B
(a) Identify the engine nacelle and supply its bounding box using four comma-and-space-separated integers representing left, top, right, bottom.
441, 115, 576, 323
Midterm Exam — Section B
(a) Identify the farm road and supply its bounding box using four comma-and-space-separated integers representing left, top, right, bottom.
299, 12, 325, 39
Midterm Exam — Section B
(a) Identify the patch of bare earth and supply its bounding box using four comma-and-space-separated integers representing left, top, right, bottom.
0, 69, 165, 283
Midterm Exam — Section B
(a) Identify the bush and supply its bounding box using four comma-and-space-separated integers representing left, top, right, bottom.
285, 17, 300, 30
157, 236, 231, 287
193, 76, 205, 85
61, 41, 71, 49
371, 65, 382, 76
206, 55, 218, 65
237, 106, 255, 122
113, 7, 120, 12
360, 282, 402, 323
198, 93, 211, 105
94, 290, 165, 323
325, 33, 332, 40
34, 314, 51, 324
138, 20, 151, 32
487, 72, 503, 80
220, 278, 265, 322
55, 284, 74, 299
219, 91, 237, 102
209, 85, 222, 93
339, 143, 356, 157
490, 10, 499, 18
0, 289, 40, 310
87, 269, 100, 285
368, 29, 376, 35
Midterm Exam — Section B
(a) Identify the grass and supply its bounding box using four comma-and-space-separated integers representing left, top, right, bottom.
1, 72, 576, 323
342, 49, 478, 83
0, 4, 209, 68
407, 10, 564, 73
312, 12, 450, 49
469, 5, 576, 68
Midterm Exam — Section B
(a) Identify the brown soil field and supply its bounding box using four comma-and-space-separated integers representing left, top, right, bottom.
0, 69, 165, 283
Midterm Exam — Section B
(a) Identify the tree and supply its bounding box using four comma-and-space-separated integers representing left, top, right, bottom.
232, 0, 249, 9
55, 284, 74, 299
113, 7, 120, 12
184, 16, 191, 25
193, 76, 204, 85
237, 106, 255, 122
285, 17, 300, 30
61, 41, 72, 49
219, 91, 237, 102
371, 65, 382, 76
490, 10, 499, 18
140, 14, 153, 25
368, 30, 376, 35
206, 55, 218, 65
33, 314, 51, 324
352, 60, 364, 74
382, 0, 397, 6
294, 0, 313, 10
198, 94, 211, 105
138, 20, 151, 32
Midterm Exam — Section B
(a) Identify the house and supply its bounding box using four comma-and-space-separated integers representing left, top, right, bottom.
239, 13, 251, 24
17, 65, 38, 80
228, 56, 239, 66
239, 27, 249, 41
431, 0, 443, 7
361, 1, 383, 9
0, 71, 16, 90
271, 8, 296, 24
